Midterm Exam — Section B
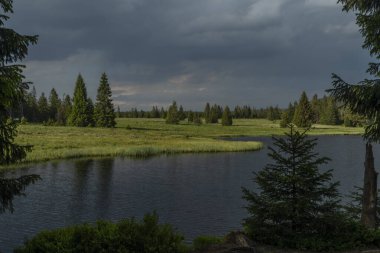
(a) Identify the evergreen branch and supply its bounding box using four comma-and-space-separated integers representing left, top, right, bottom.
0, 174, 41, 213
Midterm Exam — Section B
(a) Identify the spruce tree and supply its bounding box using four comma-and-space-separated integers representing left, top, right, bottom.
86, 98, 95, 127
68, 74, 90, 127
24, 86, 38, 122
187, 111, 194, 123
94, 73, 116, 128
166, 101, 179, 124
204, 103, 211, 123
193, 113, 202, 125
0, 0, 40, 211
280, 103, 294, 128
234, 106, 242, 119
160, 107, 166, 119
267, 106, 275, 121
328, 0, 380, 229
311, 94, 320, 123
292, 91, 313, 127
221, 106, 233, 126
209, 104, 219, 123
37, 92, 49, 122
280, 110, 291, 128
59, 95, 72, 125
242, 125, 341, 248
48, 88, 61, 121
320, 97, 340, 125
178, 105, 186, 121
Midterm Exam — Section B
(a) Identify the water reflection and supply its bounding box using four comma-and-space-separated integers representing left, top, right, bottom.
0, 135, 379, 252
95, 159, 114, 218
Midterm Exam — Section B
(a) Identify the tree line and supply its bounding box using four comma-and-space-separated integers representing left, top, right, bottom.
11, 73, 116, 128
120, 92, 362, 128
120, 103, 282, 121
14, 83, 363, 129
280, 91, 364, 128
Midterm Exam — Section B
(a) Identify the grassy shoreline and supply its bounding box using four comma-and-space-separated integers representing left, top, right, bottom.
6, 118, 363, 168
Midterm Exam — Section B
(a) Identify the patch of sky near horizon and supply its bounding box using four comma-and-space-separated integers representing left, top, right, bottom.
7, 0, 373, 110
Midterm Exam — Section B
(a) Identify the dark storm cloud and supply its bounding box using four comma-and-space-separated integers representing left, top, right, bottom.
8, 0, 372, 109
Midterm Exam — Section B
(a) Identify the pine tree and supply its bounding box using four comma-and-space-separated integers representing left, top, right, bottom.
160, 107, 166, 119
242, 125, 341, 248
320, 97, 340, 125
280, 103, 294, 128
94, 73, 116, 128
150, 106, 159, 118
57, 94, 72, 125
86, 98, 95, 127
234, 106, 242, 119
311, 94, 320, 123
204, 103, 211, 123
178, 105, 186, 121
287, 102, 295, 122
292, 91, 313, 127
24, 86, 38, 122
166, 101, 179, 124
193, 113, 202, 125
280, 111, 290, 128
48, 88, 61, 121
0, 0, 40, 211
68, 74, 90, 127
221, 106, 233, 126
209, 104, 219, 123
37, 92, 49, 122
187, 111, 194, 123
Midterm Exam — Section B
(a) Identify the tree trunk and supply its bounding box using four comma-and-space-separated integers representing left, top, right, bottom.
361, 142, 378, 229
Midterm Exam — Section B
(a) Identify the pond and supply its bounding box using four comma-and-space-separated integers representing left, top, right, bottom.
0, 135, 378, 252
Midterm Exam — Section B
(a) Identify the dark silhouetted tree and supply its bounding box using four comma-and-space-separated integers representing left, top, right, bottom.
23, 86, 38, 122
0, 0, 40, 212
37, 92, 49, 122
204, 103, 211, 123
242, 126, 341, 247
187, 111, 194, 123
178, 105, 186, 121
209, 104, 219, 123
48, 88, 60, 121
193, 113, 202, 125
328, 0, 380, 228
94, 73, 116, 128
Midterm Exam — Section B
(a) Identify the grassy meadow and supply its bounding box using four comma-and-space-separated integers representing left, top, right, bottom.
10, 118, 363, 167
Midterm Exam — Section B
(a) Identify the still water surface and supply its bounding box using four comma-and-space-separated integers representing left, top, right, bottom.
0, 135, 378, 252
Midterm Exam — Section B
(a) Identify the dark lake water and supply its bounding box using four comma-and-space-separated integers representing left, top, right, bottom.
0, 135, 379, 252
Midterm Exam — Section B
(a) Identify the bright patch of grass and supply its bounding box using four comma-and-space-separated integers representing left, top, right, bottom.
8, 118, 363, 167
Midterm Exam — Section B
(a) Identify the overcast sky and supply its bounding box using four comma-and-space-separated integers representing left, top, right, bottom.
8, 0, 372, 110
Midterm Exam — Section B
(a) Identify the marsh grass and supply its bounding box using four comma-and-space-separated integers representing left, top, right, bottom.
8, 118, 362, 167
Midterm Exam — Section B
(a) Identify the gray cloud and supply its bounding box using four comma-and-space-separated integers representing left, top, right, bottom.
8, 0, 372, 109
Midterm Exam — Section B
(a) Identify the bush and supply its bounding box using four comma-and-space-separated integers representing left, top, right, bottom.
192, 235, 223, 251
15, 213, 189, 253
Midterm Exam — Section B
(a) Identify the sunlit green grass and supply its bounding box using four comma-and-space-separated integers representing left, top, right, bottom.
10, 118, 363, 167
